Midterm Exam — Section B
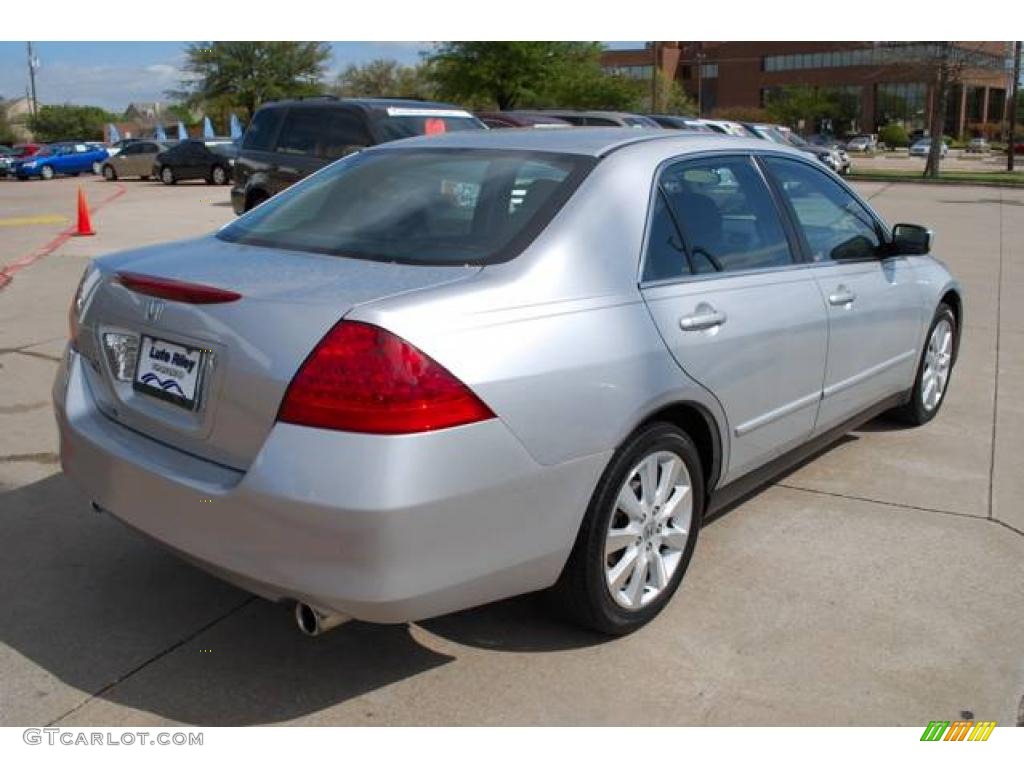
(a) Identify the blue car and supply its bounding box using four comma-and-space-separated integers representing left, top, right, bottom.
14, 142, 109, 180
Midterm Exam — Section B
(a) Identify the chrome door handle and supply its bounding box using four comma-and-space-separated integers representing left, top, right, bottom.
680, 305, 727, 331
828, 286, 856, 306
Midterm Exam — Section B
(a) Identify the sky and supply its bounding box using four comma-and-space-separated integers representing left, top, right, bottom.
0, 42, 644, 113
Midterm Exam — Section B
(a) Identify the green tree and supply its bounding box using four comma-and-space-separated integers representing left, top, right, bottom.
334, 58, 435, 99
170, 42, 332, 120
764, 86, 839, 132
878, 122, 909, 148
428, 41, 613, 110
0, 106, 18, 145
27, 104, 116, 142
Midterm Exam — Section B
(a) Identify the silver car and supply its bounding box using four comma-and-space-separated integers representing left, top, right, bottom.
101, 140, 172, 181
55, 129, 962, 635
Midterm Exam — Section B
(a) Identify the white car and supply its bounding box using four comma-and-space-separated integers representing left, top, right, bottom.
909, 139, 948, 158
693, 119, 752, 137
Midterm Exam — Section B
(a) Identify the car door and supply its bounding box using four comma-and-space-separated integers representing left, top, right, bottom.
761, 155, 924, 433
272, 107, 331, 192
639, 154, 829, 483
115, 142, 140, 175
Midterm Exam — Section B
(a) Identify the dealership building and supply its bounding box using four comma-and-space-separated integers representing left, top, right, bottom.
601, 41, 1015, 137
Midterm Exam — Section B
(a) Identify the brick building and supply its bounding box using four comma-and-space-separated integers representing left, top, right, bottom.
601, 42, 1014, 137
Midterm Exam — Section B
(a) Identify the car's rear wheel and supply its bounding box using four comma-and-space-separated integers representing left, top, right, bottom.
102, 164, 116, 181
211, 165, 228, 185
160, 165, 176, 185
91, 161, 102, 175
40, 165, 54, 180
551, 422, 704, 635
892, 303, 956, 426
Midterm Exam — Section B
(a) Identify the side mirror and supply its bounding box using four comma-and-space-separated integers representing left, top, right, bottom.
890, 223, 932, 255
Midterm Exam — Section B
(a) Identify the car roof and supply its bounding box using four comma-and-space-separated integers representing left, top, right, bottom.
258, 96, 471, 114
370, 127, 810, 159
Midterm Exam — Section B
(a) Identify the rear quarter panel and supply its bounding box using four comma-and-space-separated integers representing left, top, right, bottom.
347, 146, 730, 472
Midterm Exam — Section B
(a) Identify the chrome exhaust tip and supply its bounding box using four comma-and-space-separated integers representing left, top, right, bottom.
294, 602, 347, 637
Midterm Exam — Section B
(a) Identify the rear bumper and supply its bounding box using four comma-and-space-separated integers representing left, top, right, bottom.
54, 348, 606, 623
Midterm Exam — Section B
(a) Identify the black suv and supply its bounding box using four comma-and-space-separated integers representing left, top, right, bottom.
230, 97, 485, 214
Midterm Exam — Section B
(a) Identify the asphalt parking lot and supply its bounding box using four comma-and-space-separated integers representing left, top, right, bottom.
0, 174, 1022, 727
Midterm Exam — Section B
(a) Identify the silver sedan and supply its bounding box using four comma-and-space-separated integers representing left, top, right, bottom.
55, 129, 962, 635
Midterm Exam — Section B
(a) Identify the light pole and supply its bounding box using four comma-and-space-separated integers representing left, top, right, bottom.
26, 42, 39, 116
1008, 40, 1021, 173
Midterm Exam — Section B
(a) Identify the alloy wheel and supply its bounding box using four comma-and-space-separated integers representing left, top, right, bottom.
604, 450, 693, 610
921, 318, 953, 412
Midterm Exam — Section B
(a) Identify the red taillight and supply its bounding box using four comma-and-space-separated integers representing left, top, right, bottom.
115, 272, 242, 304
278, 321, 495, 435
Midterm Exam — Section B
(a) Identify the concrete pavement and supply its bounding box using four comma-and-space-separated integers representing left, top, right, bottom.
0, 175, 1021, 726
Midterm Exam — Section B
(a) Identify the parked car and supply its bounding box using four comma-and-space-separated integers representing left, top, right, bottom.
691, 119, 753, 137
153, 139, 237, 185
12, 142, 109, 180
475, 111, 571, 129
909, 139, 948, 158
743, 123, 851, 175
101, 140, 173, 180
232, 97, 486, 214
647, 115, 716, 132
844, 135, 877, 153
807, 134, 845, 150
1011, 140, 1024, 155
0, 145, 17, 177
965, 137, 990, 154
58, 128, 961, 636
529, 109, 661, 128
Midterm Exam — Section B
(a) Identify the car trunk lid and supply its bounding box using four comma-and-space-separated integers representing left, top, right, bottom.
77, 235, 481, 470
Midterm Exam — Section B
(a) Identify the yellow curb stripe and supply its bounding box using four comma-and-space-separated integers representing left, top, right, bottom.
0, 214, 69, 228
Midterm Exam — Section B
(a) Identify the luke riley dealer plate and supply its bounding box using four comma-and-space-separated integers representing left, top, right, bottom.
133, 335, 206, 410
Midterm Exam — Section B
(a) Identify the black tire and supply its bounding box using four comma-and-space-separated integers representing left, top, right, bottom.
91, 161, 103, 175
40, 165, 54, 180
160, 165, 176, 185
102, 164, 117, 181
550, 422, 704, 635
69, 172, 81, 177
210, 165, 228, 185
890, 303, 957, 426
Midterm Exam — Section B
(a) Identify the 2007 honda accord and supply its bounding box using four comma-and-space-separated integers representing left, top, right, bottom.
54, 129, 962, 635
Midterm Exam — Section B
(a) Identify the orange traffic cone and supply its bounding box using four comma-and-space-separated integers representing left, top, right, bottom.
74, 186, 95, 236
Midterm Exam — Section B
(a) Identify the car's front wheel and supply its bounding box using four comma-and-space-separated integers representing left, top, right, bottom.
91, 161, 102, 175
160, 166, 176, 185
102, 164, 116, 181
893, 303, 957, 425
39, 165, 54, 180
210, 165, 228, 185
552, 422, 704, 635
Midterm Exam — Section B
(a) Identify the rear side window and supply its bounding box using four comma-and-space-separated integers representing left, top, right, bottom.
242, 108, 284, 151
276, 108, 330, 156
657, 156, 794, 275
371, 110, 484, 142
218, 149, 595, 265
763, 157, 881, 262
322, 109, 371, 160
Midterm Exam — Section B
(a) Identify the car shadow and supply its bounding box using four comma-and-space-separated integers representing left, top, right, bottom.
0, 472, 613, 725
0, 474, 454, 726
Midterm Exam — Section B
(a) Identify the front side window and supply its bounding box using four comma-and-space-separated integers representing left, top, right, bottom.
218, 149, 594, 265
764, 156, 881, 261
656, 155, 794, 275
242, 107, 284, 151
322, 110, 370, 160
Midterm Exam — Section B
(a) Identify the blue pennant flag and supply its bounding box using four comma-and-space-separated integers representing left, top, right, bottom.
177, 121, 187, 140
155, 123, 167, 141
229, 113, 243, 140
202, 116, 214, 139
108, 124, 121, 143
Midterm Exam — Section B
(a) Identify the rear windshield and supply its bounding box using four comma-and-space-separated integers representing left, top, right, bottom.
218, 148, 595, 265
370, 110, 485, 142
